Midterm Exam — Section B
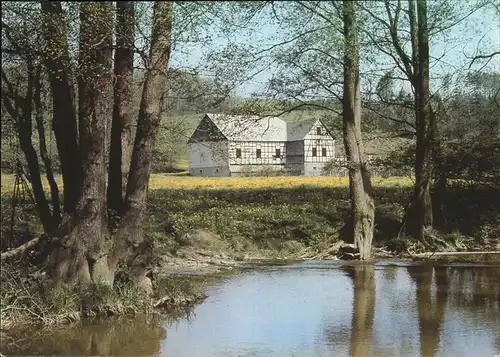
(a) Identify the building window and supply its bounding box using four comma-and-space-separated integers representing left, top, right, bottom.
317, 127, 321, 135
322, 148, 327, 157
256, 149, 262, 158
275, 148, 281, 158
312, 147, 317, 157
236, 148, 241, 158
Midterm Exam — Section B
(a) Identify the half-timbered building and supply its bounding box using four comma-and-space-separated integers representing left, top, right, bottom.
188, 113, 335, 177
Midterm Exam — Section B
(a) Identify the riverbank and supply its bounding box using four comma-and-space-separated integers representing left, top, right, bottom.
1, 245, 499, 333
3, 235, 496, 331
1, 176, 499, 329
0, 261, 208, 330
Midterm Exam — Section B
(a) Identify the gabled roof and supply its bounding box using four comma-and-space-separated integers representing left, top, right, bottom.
203, 114, 288, 142
286, 119, 318, 141
189, 114, 335, 143
187, 114, 227, 143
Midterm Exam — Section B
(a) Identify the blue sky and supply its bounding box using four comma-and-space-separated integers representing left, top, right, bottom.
167, 1, 499, 98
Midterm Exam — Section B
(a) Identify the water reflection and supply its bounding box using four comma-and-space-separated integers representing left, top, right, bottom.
1, 316, 167, 356
344, 265, 376, 357
2, 261, 499, 357
406, 264, 448, 357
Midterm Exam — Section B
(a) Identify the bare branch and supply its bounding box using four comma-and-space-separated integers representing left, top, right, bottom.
364, 103, 417, 131
468, 51, 500, 69
1, 236, 44, 261
34, 65, 61, 226
429, 2, 488, 37
295, 1, 343, 35
292, 61, 343, 102
253, 27, 329, 56
361, 29, 411, 78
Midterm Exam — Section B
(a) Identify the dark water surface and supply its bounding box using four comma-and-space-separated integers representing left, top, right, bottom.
2, 260, 500, 357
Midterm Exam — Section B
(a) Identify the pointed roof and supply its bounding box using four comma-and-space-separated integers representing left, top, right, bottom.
201, 113, 288, 142
286, 119, 318, 141
189, 114, 335, 143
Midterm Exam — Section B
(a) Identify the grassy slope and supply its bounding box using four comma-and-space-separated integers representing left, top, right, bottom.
147, 185, 407, 256
3, 173, 498, 257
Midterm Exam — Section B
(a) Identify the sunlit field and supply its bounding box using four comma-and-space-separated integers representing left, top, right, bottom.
0, 173, 413, 194
149, 174, 414, 190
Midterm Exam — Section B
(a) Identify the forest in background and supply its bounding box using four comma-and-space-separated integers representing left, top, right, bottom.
2, 68, 499, 179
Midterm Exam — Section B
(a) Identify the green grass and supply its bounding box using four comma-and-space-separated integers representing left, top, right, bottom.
2, 175, 498, 255
146, 186, 402, 253
145, 183, 500, 256
0, 260, 206, 328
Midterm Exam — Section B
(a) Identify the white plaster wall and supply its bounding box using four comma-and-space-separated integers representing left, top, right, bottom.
304, 162, 329, 176
189, 141, 230, 176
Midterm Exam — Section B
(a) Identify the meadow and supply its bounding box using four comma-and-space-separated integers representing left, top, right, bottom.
0, 173, 413, 193
1, 173, 498, 257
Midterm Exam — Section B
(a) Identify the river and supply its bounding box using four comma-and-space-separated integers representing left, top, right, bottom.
2, 260, 499, 356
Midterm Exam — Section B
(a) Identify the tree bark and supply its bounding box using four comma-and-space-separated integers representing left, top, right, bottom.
109, 1, 174, 291
40, 1, 82, 214
108, 1, 136, 218
406, 0, 434, 241
342, 0, 375, 260
50, 2, 114, 285
377, 0, 436, 241
430, 107, 447, 229
1, 64, 55, 235
34, 64, 61, 227
5, 1, 173, 291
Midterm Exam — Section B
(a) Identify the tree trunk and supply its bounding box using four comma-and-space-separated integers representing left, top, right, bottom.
40, 1, 82, 214
406, 0, 434, 241
430, 107, 447, 229
1, 63, 55, 235
50, 2, 114, 285
342, 0, 375, 260
34, 64, 61, 227
108, 1, 136, 218
109, 1, 174, 291
5, 1, 173, 290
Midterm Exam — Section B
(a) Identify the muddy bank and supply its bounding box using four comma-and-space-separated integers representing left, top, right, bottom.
2, 227, 498, 332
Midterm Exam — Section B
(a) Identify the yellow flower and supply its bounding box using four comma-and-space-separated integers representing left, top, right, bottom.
0, 173, 412, 193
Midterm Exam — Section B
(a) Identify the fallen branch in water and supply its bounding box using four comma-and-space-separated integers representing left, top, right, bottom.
412, 251, 500, 259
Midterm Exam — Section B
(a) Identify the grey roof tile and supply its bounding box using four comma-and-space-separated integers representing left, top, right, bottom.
206, 113, 288, 142
191, 114, 331, 142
